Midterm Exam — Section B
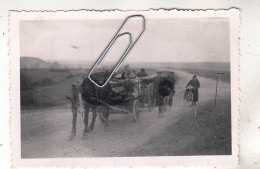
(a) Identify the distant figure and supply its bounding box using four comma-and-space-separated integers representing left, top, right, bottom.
137, 68, 148, 77
186, 75, 200, 106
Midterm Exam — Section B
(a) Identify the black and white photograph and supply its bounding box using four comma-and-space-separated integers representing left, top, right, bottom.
10, 10, 239, 167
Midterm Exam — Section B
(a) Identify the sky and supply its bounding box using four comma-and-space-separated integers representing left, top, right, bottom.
20, 17, 230, 63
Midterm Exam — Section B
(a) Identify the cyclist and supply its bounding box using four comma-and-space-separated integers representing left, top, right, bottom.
186, 75, 200, 106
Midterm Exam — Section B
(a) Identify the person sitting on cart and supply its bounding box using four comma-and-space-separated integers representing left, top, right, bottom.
137, 68, 148, 78
115, 65, 135, 98
186, 75, 200, 106
122, 64, 136, 79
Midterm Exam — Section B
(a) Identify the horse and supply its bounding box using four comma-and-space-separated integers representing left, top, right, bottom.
68, 71, 112, 140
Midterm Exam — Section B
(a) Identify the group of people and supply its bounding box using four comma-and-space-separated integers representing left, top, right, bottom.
121, 64, 176, 118
121, 64, 201, 117
121, 64, 148, 79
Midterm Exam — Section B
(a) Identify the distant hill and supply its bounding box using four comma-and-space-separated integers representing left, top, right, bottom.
52, 59, 94, 69
20, 57, 230, 72
129, 62, 230, 72
21, 57, 60, 69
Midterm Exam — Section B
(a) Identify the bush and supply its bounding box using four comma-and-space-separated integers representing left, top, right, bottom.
20, 74, 33, 90
50, 68, 70, 73
67, 74, 76, 79
41, 77, 55, 85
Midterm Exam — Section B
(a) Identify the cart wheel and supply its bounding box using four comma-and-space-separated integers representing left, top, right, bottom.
132, 100, 141, 122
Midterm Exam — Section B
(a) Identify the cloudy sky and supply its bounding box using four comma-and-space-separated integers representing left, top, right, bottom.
20, 17, 230, 63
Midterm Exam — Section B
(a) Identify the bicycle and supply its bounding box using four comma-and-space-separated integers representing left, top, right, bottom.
183, 86, 193, 106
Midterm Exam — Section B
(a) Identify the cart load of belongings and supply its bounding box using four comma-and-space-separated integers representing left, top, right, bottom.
110, 74, 157, 98
81, 72, 140, 107
110, 73, 140, 102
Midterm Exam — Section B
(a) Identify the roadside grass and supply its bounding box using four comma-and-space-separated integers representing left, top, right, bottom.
21, 68, 86, 87
125, 96, 231, 156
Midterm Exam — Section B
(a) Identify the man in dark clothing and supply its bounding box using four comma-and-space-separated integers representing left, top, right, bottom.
153, 70, 166, 117
142, 70, 173, 118
186, 75, 200, 106
168, 71, 176, 107
137, 68, 148, 77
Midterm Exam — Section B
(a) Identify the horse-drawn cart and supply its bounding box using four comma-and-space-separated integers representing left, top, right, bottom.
107, 78, 154, 121
68, 72, 174, 139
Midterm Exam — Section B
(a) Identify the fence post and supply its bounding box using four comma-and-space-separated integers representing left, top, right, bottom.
215, 72, 224, 106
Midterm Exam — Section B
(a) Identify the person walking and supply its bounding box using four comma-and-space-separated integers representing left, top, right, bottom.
154, 70, 166, 117
186, 75, 200, 106
142, 70, 173, 118
168, 71, 176, 107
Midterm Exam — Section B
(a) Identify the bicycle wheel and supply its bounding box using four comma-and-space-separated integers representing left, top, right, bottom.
184, 93, 189, 106
189, 93, 194, 106
185, 92, 192, 106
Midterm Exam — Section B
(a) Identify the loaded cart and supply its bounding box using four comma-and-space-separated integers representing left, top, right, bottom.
107, 78, 154, 121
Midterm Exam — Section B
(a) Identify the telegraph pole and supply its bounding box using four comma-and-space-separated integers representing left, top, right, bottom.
215, 72, 224, 106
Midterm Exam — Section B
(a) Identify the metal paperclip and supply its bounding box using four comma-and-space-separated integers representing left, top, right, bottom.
88, 15, 146, 87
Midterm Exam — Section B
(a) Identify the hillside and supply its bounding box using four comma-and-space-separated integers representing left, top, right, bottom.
129, 62, 230, 71
21, 57, 61, 69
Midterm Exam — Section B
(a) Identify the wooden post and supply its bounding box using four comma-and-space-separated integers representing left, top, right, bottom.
215, 74, 219, 106
215, 72, 224, 106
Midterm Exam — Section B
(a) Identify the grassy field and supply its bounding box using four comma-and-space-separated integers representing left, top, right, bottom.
20, 68, 86, 107
125, 96, 231, 156
21, 68, 86, 87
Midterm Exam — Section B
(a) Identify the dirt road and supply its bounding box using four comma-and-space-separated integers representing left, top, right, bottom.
21, 70, 230, 158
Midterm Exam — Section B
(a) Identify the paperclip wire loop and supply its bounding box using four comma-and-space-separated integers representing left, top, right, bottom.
88, 32, 132, 88
97, 15, 146, 66
88, 15, 146, 87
